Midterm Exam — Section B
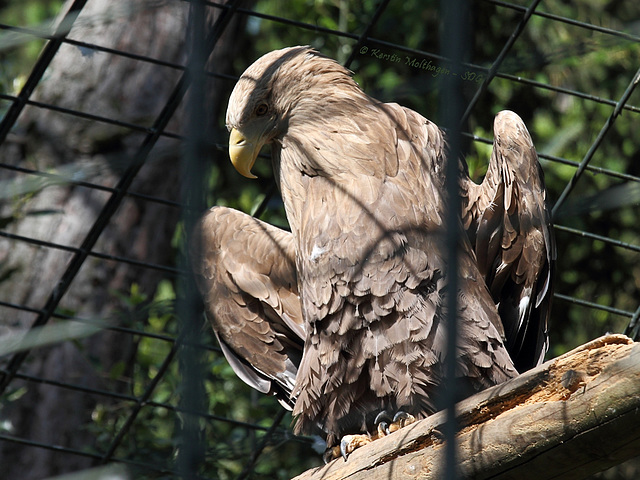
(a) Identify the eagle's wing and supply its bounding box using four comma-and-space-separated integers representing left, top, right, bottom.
190, 206, 304, 409
461, 111, 556, 372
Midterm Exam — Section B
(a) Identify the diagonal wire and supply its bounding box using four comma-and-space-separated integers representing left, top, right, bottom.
496, 74, 640, 115
554, 294, 635, 318
0, 92, 182, 138
236, 409, 288, 480
343, 0, 391, 69
552, 66, 640, 219
0, 431, 208, 478
460, 0, 542, 125
4, 368, 294, 434
0, 230, 183, 276
624, 304, 640, 341
466, 131, 640, 183
539, 153, 640, 183
553, 225, 640, 254
99, 329, 183, 463
483, 0, 640, 44
0, 22, 185, 72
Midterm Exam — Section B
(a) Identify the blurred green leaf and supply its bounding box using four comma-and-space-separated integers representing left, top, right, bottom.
0, 321, 102, 356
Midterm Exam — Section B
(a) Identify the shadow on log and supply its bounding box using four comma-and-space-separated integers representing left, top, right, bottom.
293, 334, 640, 480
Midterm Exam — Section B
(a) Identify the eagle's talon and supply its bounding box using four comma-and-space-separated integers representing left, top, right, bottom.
374, 410, 393, 425
389, 411, 416, 432
323, 445, 341, 464
374, 410, 393, 436
377, 421, 389, 437
339, 435, 351, 461
338, 433, 372, 461
393, 411, 415, 423
431, 427, 446, 441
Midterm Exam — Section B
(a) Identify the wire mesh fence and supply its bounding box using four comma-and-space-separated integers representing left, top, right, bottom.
0, 0, 638, 478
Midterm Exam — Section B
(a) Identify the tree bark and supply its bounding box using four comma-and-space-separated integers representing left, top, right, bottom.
0, 1, 250, 477
293, 335, 640, 480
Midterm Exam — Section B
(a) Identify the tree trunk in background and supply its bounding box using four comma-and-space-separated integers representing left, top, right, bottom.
0, 0, 250, 477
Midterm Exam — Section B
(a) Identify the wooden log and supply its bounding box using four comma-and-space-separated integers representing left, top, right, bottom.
292, 334, 640, 480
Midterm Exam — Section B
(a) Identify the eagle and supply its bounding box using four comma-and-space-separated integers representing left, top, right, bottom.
191, 46, 555, 459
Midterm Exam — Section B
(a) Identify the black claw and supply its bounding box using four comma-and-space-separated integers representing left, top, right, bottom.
377, 421, 390, 436
393, 411, 415, 424
374, 410, 395, 436
322, 450, 332, 464
374, 410, 393, 426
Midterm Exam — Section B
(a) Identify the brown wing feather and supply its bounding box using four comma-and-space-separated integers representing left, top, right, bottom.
461, 110, 556, 372
280, 100, 518, 445
190, 206, 304, 409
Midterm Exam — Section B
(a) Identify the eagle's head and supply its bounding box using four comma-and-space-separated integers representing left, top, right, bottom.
225, 46, 360, 178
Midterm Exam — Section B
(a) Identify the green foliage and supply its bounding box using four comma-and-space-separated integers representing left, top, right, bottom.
0, 0, 63, 95
83, 278, 319, 479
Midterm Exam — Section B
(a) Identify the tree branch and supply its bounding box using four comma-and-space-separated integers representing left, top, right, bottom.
293, 334, 640, 480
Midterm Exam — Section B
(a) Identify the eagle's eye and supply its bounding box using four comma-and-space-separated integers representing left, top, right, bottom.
255, 103, 269, 116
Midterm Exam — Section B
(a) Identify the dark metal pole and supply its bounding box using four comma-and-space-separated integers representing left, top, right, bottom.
178, 0, 209, 477
439, 2, 471, 479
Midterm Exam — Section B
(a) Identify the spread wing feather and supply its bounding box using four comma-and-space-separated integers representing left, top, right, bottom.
190, 206, 304, 409
461, 111, 556, 372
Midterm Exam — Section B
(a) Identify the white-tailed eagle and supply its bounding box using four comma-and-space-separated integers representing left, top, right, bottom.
190, 46, 555, 459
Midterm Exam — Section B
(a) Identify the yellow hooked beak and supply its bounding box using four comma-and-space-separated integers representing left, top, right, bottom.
229, 127, 264, 179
